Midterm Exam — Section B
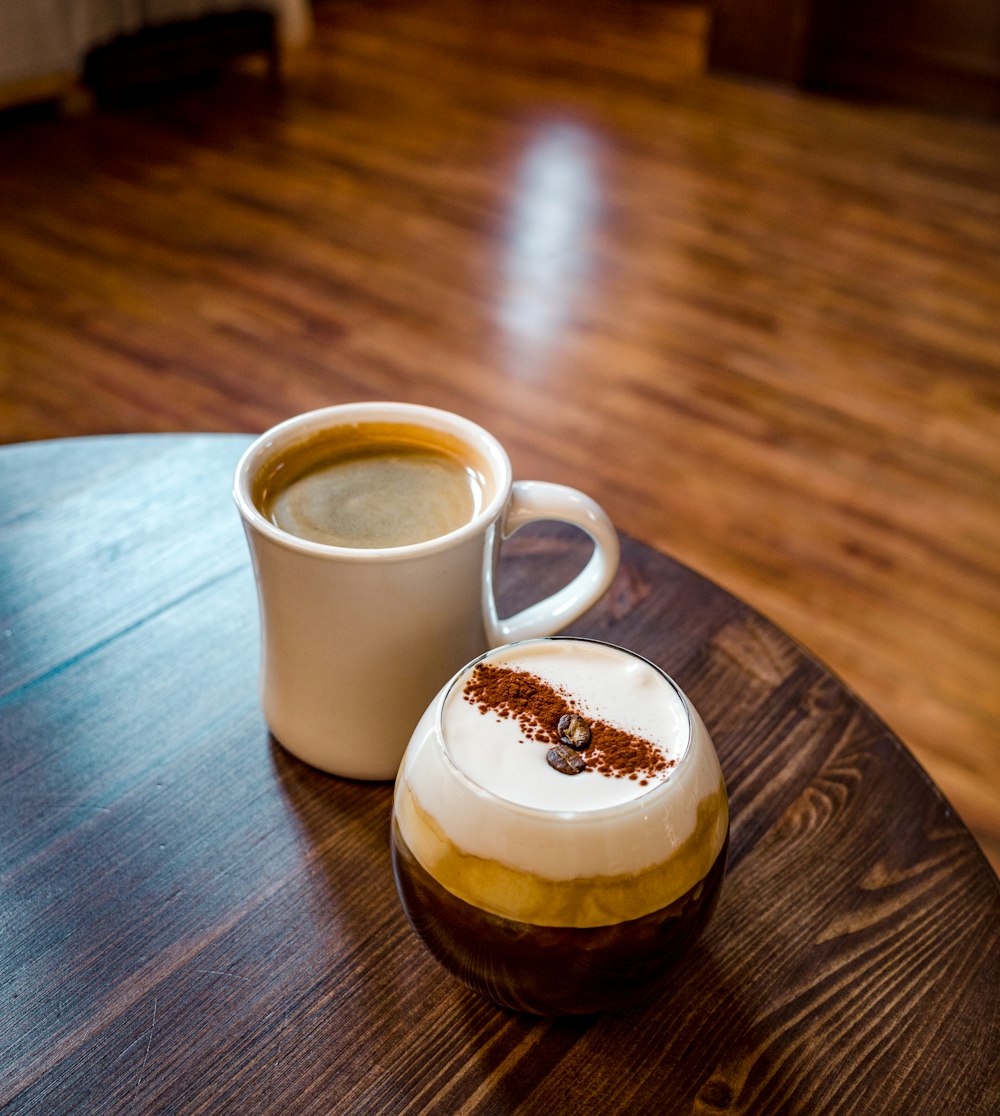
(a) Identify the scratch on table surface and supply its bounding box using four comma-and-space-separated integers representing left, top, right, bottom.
195, 968, 253, 982
132, 997, 158, 1104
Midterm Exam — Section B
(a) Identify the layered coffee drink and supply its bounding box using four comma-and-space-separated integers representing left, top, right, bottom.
251, 421, 491, 549
391, 637, 729, 1015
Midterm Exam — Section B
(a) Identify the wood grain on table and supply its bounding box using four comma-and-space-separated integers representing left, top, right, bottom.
1, 434, 996, 1114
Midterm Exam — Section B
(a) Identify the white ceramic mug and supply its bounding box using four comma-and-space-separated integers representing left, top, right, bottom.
234, 402, 620, 780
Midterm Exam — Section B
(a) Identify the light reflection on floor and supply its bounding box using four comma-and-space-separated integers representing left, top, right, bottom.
499, 122, 602, 367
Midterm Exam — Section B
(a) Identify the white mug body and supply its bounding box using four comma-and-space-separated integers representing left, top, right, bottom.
248, 526, 493, 780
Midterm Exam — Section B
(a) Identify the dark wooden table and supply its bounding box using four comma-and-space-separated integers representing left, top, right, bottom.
2, 434, 997, 1115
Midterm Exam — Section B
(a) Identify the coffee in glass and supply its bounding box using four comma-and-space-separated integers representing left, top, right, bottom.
391, 637, 729, 1015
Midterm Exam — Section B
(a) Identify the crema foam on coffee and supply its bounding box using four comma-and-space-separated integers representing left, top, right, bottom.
253, 421, 490, 549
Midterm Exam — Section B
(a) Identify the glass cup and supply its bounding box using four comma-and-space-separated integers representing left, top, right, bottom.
391, 637, 729, 1015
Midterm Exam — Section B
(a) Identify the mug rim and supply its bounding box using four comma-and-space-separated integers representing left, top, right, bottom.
233, 402, 513, 562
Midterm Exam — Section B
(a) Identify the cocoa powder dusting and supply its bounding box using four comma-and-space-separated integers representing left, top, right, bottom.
462, 664, 675, 782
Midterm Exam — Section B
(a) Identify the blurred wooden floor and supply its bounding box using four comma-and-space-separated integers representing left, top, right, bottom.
1, 0, 998, 869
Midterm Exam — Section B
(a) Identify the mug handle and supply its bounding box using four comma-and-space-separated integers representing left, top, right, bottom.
485, 480, 621, 646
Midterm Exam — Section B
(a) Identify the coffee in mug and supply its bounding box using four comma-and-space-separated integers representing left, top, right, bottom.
252, 422, 491, 549
234, 403, 620, 780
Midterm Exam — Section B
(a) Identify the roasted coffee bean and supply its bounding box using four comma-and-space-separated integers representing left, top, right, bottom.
546, 743, 587, 775
558, 713, 591, 750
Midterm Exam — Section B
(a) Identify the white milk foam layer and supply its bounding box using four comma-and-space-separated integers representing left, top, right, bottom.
396, 638, 728, 882
443, 640, 688, 811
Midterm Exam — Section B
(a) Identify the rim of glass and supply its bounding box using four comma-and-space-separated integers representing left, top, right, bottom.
233, 402, 512, 562
432, 636, 694, 820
